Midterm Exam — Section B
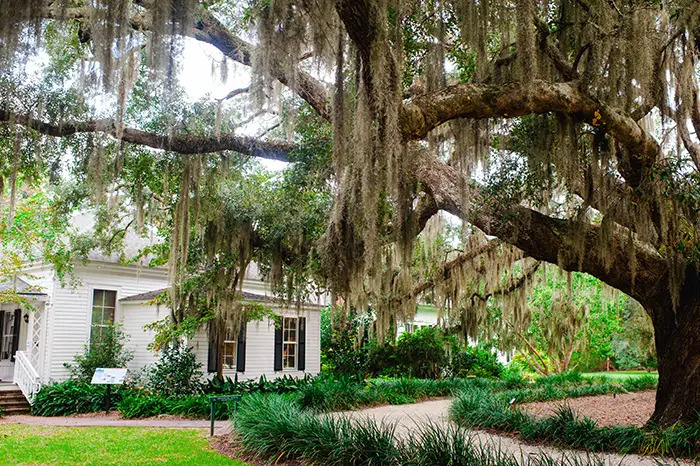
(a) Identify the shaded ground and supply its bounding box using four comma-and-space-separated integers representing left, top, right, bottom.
521, 390, 656, 427
335, 398, 690, 466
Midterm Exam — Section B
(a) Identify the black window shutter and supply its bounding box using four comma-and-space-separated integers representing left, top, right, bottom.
0, 311, 5, 360
297, 317, 306, 371
273, 316, 283, 371
236, 322, 246, 372
10, 309, 21, 361
207, 320, 219, 373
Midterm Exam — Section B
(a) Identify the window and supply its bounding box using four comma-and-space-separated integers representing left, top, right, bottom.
223, 340, 236, 369
282, 317, 298, 370
91, 289, 116, 344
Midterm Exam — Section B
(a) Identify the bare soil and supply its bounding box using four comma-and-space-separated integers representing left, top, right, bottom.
521, 390, 656, 427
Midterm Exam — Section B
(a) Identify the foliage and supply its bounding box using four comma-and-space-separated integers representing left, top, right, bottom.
116, 392, 234, 419
451, 387, 699, 457
145, 343, 204, 396
206, 373, 315, 395
450, 345, 504, 378
333, 326, 504, 380
32, 380, 124, 416
64, 325, 134, 382
236, 393, 623, 465
320, 305, 371, 376
0, 424, 243, 465
297, 375, 496, 412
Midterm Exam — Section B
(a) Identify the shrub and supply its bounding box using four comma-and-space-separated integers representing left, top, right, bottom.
64, 325, 134, 382
32, 380, 124, 416
117, 392, 235, 419
450, 346, 504, 378
206, 373, 315, 395
146, 344, 203, 396
394, 327, 450, 378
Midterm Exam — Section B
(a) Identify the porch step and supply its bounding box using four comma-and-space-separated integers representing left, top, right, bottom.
0, 388, 31, 416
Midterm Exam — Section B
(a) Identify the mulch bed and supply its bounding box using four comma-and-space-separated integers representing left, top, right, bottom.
521, 390, 656, 427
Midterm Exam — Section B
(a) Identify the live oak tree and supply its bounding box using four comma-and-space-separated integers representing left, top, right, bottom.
1, 0, 699, 426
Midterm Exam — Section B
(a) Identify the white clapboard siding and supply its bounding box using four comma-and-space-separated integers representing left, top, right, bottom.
119, 305, 322, 382
119, 302, 165, 374
192, 306, 322, 381
45, 262, 168, 381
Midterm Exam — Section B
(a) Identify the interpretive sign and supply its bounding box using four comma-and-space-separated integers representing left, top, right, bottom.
91, 368, 128, 385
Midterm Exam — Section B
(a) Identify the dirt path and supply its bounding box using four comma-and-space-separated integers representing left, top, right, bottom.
0, 412, 228, 433
336, 399, 691, 466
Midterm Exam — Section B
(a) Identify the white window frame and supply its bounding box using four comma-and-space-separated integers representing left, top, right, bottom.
89, 288, 118, 345
223, 339, 237, 370
282, 317, 298, 371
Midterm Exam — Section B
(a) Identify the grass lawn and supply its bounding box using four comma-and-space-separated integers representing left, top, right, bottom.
0, 424, 247, 465
581, 370, 658, 380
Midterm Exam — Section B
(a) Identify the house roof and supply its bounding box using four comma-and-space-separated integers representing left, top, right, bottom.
0, 277, 47, 296
120, 288, 274, 304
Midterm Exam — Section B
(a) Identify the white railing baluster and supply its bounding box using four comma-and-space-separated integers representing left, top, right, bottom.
13, 351, 40, 404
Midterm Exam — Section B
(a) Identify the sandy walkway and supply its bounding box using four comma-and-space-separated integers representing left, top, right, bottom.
335, 399, 692, 466
0, 412, 228, 433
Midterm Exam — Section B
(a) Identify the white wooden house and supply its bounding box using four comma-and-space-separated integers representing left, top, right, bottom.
1, 259, 324, 403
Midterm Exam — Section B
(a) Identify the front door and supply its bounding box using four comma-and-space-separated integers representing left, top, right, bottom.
0, 309, 20, 383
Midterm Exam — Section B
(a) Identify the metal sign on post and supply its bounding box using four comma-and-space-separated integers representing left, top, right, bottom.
209, 394, 241, 436
91, 368, 128, 413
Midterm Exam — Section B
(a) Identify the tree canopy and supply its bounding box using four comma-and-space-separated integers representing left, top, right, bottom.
1, 0, 699, 425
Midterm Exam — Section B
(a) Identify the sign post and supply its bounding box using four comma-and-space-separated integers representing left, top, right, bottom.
91, 368, 127, 414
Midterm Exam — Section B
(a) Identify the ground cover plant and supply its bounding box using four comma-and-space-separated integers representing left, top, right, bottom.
235, 393, 632, 466
0, 424, 243, 465
31, 370, 657, 419
450, 384, 699, 458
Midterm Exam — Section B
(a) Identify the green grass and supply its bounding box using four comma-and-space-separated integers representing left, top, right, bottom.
581, 371, 659, 380
0, 424, 247, 465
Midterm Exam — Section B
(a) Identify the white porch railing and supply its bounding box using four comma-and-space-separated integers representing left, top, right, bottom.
13, 350, 41, 404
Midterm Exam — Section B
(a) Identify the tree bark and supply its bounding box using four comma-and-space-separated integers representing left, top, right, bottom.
646, 268, 700, 426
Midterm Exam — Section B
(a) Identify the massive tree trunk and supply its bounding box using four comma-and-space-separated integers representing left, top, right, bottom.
646, 269, 700, 426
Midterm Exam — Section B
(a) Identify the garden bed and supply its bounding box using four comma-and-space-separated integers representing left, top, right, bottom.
521, 390, 656, 427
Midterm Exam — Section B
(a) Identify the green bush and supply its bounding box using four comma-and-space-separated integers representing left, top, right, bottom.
64, 325, 134, 382
146, 344, 203, 396
206, 373, 315, 395
296, 375, 481, 412
117, 392, 234, 419
361, 327, 504, 380
450, 346, 504, 378
32, 380, 125, 416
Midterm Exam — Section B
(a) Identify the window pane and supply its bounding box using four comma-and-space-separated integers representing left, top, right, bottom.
223, 341, 236, 369
93, 290, 104, 308
104, 290, 117, 308
104, 306, 115, 325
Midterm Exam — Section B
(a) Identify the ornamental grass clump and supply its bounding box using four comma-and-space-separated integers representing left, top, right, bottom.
451, 385, 699, 457
236, 394, 400, 465
235, 393, 619, 466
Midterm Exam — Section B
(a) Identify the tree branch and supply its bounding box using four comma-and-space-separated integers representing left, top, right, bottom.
0, 108, 293, 161
415, 152, 668, 307
400, 240, 501, 302
402, 80, 660, 188
472, 261, 541, 302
